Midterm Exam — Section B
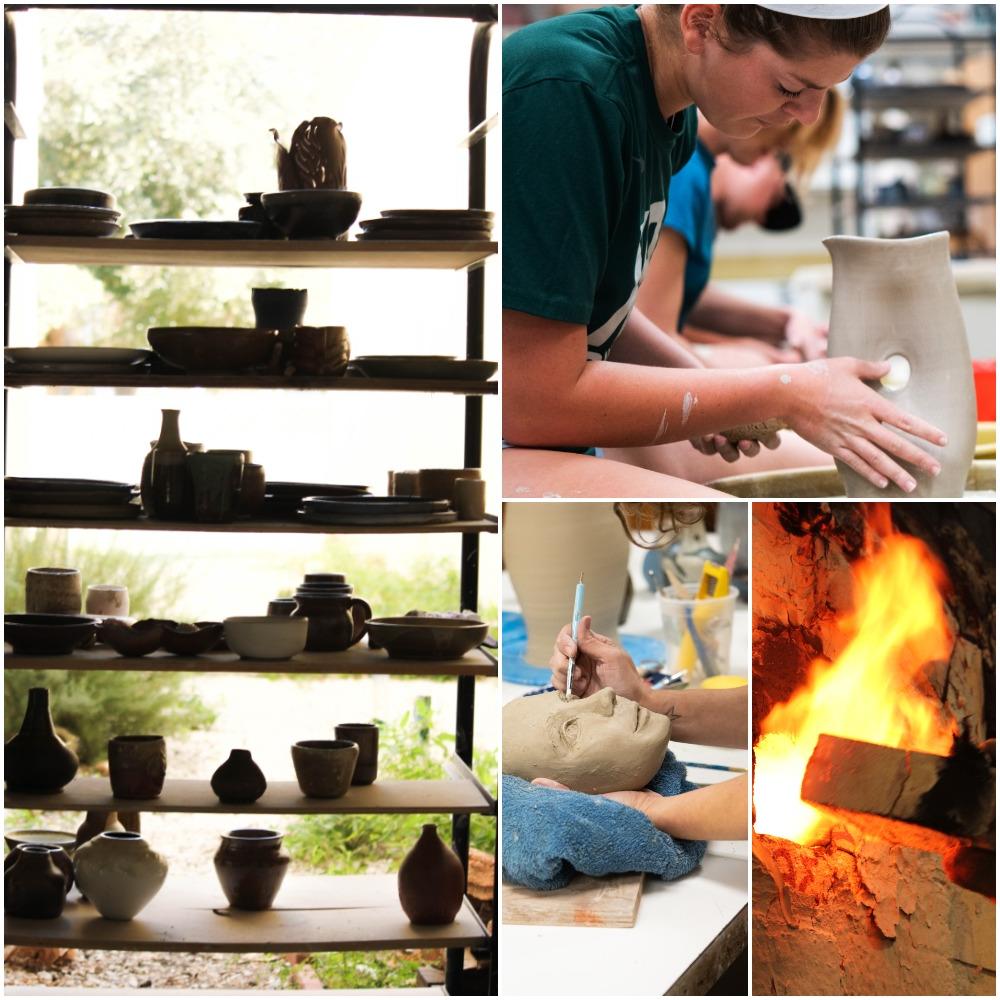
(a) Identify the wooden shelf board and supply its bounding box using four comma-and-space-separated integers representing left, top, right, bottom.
4, 371, 497, 394
3, 873, 488, 953
5, 775, 494, 815
3, 644, 498, 678
4, 235, 496, 270
858, 142, 994, 160
4, 515, 498, 535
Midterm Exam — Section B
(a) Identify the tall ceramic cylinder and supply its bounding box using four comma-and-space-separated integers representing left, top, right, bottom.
3, 687, 79, 792
503, 503, 630, 666
824, 232, 976, 498
73, 831, 168, 920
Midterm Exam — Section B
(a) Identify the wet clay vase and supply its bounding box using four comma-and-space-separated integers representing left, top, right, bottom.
4, 845, 69, 918
4, 687, 79, 793
214, 828, 290, 910
825, 232, 977, 498
292, 593, 371, 652
188, 451, 244, 523
108, 735, 166, 799
503, 503, 629, 666
211, 749, 268, 804
76, 810, 124, 848
145, 409, 191, 520
73, 831, 168, 920
25, 567, 82, 615
397, 824, 465, 925
291, 739, 358, 798
4, 842, 74, 893
334, 723, 379, 785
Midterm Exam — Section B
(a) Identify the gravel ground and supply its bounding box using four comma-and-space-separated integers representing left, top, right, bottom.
6, 672, 497, 991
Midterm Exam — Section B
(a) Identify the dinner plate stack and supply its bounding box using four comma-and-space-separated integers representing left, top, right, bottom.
4, 347, 153, 376
5, 478, 142, 520
299, 495, 456, 526
5, 187, 121, 237
347, 355, 498, 381
261, 482, 370, 519
356, 209, 493, 241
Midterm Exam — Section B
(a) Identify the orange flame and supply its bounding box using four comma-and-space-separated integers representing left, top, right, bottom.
754, 506, 957, 844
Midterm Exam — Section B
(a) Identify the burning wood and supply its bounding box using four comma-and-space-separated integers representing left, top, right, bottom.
802, 733, 995, 854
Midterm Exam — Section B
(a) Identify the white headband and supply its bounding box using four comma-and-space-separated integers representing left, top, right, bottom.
757, 4, 888, 18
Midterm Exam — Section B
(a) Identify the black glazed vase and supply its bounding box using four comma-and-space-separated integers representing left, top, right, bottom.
4, 687, 79, 793
211, 749, 267, 804
3, 845, 69, 918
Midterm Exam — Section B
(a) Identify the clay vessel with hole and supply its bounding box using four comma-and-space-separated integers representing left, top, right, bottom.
825, 232, 976, 498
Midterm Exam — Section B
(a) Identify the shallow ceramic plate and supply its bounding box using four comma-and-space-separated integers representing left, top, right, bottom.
5, 485, 138, 506
349, 356, 497, 381
6, 500, 143, 520
5, 347, 152, 365
361, 216, 491, 231
4, 359, 151, 375
6, 203, 120, 219
5, 206, 121, 237
299, 508, 458, 526
5, 477, 137, 495
266, 482, 370, 498
379, 208, 493, 220
301, 496, 449, 516
129, 220, 265, 240
356, 229, 492, 242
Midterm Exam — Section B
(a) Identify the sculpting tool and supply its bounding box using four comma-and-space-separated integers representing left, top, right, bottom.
565, 573, 585, 698
723, 538, 740, 577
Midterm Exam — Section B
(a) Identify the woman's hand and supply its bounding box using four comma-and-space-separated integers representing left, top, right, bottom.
688, 429, 782, 462
532, 777, 663, 823
549, 615, 649, 705
781, 358, 946, 493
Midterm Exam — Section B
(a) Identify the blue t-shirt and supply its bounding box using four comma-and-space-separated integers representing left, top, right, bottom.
662, 139, 716, 329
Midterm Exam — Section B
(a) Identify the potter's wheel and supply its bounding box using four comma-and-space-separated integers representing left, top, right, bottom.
709, 459, 995, 499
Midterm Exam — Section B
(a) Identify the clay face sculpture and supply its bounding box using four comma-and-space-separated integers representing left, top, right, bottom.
502, 689, 671, 794
825, 232, 976, 498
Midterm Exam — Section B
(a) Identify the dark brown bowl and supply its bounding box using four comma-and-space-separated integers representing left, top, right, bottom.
147, 327, 279, 373
365, 616, 488, 659
160, 621, 225, 656
260, 190, 362, 240
97, 619, 164, 657
4, 614, 98, 655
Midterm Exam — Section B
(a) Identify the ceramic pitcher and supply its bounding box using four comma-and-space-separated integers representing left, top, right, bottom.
824, 232, 976, 498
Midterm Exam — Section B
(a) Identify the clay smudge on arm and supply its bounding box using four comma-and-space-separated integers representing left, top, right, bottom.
681, 391, 698, 426
780, 374, 792, 384
651, 408, 670, 445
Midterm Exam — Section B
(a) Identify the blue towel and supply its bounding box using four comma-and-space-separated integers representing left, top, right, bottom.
502, 752, 707, 890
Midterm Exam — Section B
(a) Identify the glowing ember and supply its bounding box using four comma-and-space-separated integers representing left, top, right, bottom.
754, 506, 957, 844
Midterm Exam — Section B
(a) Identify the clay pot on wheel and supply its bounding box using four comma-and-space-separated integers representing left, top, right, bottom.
108, 735, 166, 799
825, 232, 976, 498
4, 687, 79, 793
397, 824, 465, 925
73, 831, 168, 920
3, 845, 70, 918
214, 828, 290, 910
291, 593, 371, 652
211, 749, 267, 804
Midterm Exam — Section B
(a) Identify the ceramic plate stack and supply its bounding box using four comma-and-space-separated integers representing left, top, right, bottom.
299, 495, 456, 526
130, 220, 265, 240
4, 347, 153, 376
348, 356, 498, 381
356, 209, 493, 241
5, 478, 142, 520
5, 187, 121, 238
262, 482, 370, 519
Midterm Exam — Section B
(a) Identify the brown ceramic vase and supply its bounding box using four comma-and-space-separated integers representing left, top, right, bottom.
210, 749, 267, 804
108, 735, 166, 799
4, 687, 79, 793
4, 842, 73, 893
3, 845, 70, 918
214, 828, 290, 911
397, 824, 465, 925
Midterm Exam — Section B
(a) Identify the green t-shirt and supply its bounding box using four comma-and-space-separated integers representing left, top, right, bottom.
503, 5, 696, 360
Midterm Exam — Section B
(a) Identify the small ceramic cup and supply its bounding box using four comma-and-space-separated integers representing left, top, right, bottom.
417, 468, 481, 505
390, 471, 421, 497
267, 598, 297, 617
108, 735, 167, 800
334, 723, 379, 786
86, 585, 129, 618
290, 326, 350, 376
252, 287, 307, 329
291, 739, 358, 798
26, 567, 82, 615
454, 478, 486, 521
188, 451, 244, 523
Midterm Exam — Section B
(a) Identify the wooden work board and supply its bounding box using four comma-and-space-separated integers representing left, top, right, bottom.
502, 872, 645, 928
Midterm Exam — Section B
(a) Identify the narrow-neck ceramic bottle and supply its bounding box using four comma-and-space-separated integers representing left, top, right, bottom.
4, 687, 79, 792
146, 409, 190, 520
397, 824, 465, 925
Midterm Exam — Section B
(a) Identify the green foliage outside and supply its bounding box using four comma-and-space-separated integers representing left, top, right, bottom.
276, 952, 426, 992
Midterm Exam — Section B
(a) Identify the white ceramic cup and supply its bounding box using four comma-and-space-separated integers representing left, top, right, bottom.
86, 585, 129, 618
454, 478, 486, 520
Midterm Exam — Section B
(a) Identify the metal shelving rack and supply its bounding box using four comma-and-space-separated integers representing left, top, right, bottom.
3, 5, 498, 995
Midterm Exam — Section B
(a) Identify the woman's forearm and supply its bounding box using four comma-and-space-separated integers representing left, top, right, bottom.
642, 685, 748, 748
687, 284, 787, 344
650, 773, 748, 840
611, 307, 706, 369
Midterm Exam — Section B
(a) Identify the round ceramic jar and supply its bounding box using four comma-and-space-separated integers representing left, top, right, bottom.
214, 828, 290, 910
25, 567, 82, 615
3, 845, 69, 919
73, 831, 168, 920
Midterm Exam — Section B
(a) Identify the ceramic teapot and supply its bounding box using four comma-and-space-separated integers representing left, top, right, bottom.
291, 592, 371, 652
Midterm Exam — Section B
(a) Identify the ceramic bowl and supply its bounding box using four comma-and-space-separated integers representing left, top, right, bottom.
23, 187, 116, 210
260, 190, 362, 240
4, 613, 98, 655
4, 829, 78, 854
365, 616, 489, 659
224, 616, 308, 660
98, 619, 164, 657
160, 621, 225, 656
291, 739, 359, 798
147, 327, 279, 373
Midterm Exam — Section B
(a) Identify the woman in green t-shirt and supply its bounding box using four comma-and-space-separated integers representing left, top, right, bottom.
503, 4, 947, 498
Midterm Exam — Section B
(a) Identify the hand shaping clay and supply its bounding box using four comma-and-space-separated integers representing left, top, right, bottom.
824, 232, 976, 498
502, 689, 671, 794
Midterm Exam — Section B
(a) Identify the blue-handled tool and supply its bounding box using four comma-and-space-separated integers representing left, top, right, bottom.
565, 573, 585, 698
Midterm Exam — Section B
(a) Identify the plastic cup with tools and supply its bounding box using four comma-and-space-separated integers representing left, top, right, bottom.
659, 582, 736, 685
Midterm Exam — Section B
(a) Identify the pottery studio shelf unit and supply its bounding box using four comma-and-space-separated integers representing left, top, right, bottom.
4, 4, 498, 994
